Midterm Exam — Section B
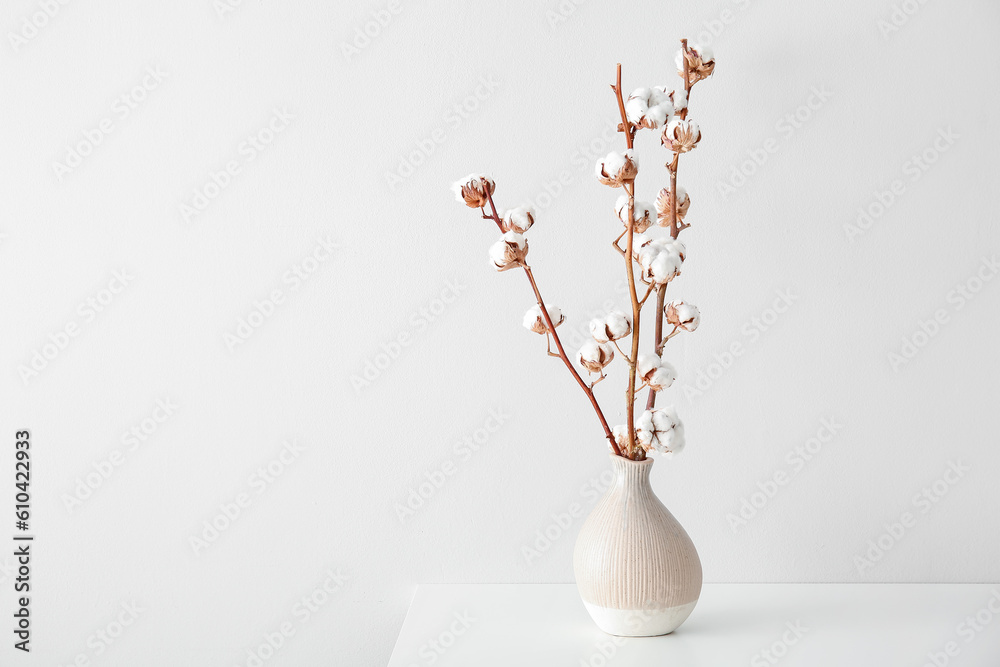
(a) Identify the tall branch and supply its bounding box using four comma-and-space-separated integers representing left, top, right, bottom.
613, 64, 643, 459
483, 188, 622, 457
647, 39, 694, 411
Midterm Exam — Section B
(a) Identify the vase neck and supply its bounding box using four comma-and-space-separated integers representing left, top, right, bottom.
609, 454, 654, 490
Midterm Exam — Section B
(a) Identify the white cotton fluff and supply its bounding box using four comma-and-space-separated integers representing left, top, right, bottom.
665, 119, 701, 148
635, 201, 655, 224
626, 88, 674, 129
653, 86, 686, 112
673, 88, 688, 110
648, 251, 682, 284
502, 231, 525, 247
614, 197, 655, 227
597, 150, 625, 178
577, 340, 613, 373
523, 305, 543, 331
523, 304, 563, 333
667, 300, 700, 331
595, 150, 636, 183
625, 88, 650, 125
451, 173, 493, 203
590, 310, 631, 343
675, 43, 713, 70
674, 49, 686, 71
647, 363, 677, 392
652, 236, 687, 260
503, 206, 535, 233
488, 240, 509, 267
589, 317, 608, 343
488, 231, 526, 269
614, 194, 630, 224
605, 310, 631, 339
629, 233, 652, 257
636, 354, 660, 380
639, 244, 682, 285
636, 407, 685, 455
645, 104, 670, 128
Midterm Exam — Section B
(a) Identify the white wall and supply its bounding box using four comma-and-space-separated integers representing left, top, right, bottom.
1, 0, 998, 665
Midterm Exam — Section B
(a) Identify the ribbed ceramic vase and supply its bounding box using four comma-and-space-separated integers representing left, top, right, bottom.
573, 454, 702, 636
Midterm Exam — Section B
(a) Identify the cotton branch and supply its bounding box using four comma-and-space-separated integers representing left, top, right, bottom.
646, 38, 695, 412
612, 64, 644, 460
482, 187, 623, 457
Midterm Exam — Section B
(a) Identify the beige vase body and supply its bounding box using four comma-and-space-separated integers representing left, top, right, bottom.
573, 454, 702, 636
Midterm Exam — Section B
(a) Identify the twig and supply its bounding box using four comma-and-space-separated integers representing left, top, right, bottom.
484, 186, 622, 457
611, 339, 633, 366
613, 64, 634, 150
644, 283, 667, 410
648, 39, 695, 410
638, 281, 656, 307
613, 65, 642, 459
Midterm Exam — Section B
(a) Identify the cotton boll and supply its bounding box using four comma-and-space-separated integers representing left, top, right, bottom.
635, 407, 685, 454
642, 247, 682, 285
625, 88, 672, 130
577, 340, 614, 373
489, 231, 528, 271
614, 195, 630, 224
636, 354, 661, 381
633, 202, 655, 233
452, 173, 495, 208
655, 186, 691, 226
595, 150, 638, 187
590, 310, 632, 343
661, 119, 701, 154
647, 363, 677, 391
656, 406, 686, 455
523, 304, 564, 334
502, 206, 535, 233
631, 235, 685, 285
634, 410, 655, 449
677, 43, 716, 84
614, 196, 654, 233
665, 300, 700, 331
589, 317, 611, 343
605, 310, 632, 339
625, 91, 649, 125
599, 152, 626, 177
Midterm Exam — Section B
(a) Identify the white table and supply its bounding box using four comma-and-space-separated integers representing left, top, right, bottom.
387, 583, 1000, 666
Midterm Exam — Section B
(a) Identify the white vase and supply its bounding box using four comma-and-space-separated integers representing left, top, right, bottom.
573, 454, 702, 636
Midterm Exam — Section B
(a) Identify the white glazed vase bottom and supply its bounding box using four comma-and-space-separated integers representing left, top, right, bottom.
573, 454, 702, 636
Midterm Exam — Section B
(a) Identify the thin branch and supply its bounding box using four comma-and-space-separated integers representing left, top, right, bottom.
611, 339, 633, 366
613, 67, 642, 459
648, 39, 694, 411
611, 228, 627, 256
638, 281, 656, 307
484, 186, 622, 457
613, 64, 634, 150
644, 283, 667, 410
681, 38, 693, 115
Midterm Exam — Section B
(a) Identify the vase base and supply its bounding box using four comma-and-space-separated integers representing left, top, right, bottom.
582, 600, 698, 637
